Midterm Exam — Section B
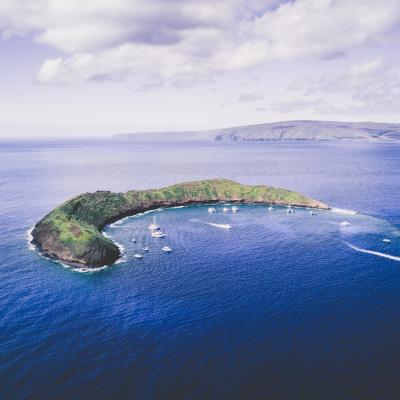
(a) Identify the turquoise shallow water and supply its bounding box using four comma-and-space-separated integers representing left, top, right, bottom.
1, 140, 400, 399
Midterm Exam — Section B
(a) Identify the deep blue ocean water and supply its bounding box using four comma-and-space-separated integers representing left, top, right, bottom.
1, 140, 400, 399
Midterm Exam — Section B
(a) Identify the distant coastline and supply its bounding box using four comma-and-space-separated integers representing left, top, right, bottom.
114, 120, 400, 142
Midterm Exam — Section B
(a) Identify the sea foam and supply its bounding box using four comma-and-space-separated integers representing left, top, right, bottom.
26, 227, 36, 251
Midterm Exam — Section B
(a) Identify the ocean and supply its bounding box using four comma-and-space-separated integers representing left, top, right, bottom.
1, 139, 400, 399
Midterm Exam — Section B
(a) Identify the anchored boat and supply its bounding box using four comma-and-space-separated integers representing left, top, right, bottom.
152, 231, 166, 238
148, 216, 160, 231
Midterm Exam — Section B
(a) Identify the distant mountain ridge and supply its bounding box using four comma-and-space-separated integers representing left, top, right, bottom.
114, 120, 400, 142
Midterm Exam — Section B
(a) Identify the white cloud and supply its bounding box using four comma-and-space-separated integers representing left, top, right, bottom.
1, 0, 400, 85
349, 57, 382, 76
249, 0, 400, 60
261, 95, 342, 114
270, 58, 400, 115
238, 92, 264, 102
0, 0, 272, 51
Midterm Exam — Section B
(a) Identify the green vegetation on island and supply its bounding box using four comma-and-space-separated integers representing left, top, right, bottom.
32, 179, 329, 268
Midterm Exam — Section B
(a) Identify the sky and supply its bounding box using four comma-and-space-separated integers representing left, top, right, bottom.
0, 0, 400, 138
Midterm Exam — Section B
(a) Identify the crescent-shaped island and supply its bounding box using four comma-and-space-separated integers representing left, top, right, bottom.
31, 179, 329, 268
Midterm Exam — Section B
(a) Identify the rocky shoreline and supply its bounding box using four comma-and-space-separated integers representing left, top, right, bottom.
31, 179, 329, 268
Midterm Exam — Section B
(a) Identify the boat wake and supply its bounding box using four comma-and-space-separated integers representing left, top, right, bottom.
189, 219, 232, 230
345, 242, 400, 262
207, 222, 232, 230
331, 208, 358, 215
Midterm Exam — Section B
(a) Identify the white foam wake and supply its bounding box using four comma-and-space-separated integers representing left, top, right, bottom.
345, 242, 400, 262
109, 216, 131, 227
59, 262, 110, 273
331, 208, 358, 215
26, 227, 36, 251
103, 232, 126, 264
207, 222, 232, 230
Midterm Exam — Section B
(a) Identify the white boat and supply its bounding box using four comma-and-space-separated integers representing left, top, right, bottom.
134, 253, 143, 259
151, 230, 166, 238
162, 246, 172, 252
208, 222, 232, 230
268, 204, 274, 211
223, 207, 230, 213
131, 238, 136, 243
310, 210, 315, 216
231, 206, 239, 212
340, 220, 351, 226
287, 205, 294, 214
148, 216, 160, 231
208, 207, 216, 213
383, 238, 392, 243
143, 246, 150, 251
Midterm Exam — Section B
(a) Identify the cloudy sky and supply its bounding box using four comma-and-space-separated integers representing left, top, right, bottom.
1, 0, 400, 137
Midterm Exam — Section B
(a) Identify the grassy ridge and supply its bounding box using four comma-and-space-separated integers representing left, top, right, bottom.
33, 179, 328, 267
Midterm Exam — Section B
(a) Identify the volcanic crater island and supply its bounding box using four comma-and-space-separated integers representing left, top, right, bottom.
32, 179, 329, 268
